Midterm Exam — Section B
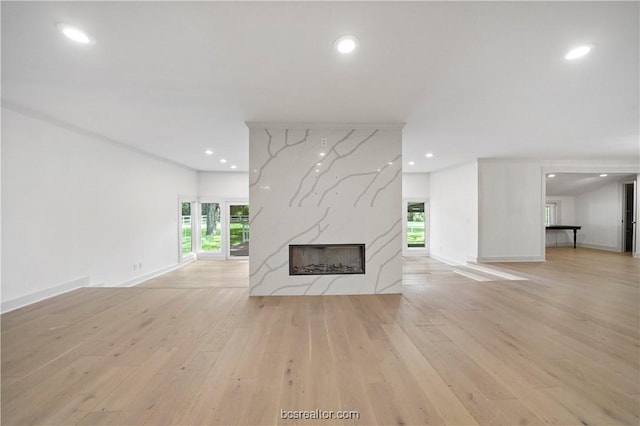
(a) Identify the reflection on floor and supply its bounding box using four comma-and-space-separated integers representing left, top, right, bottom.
141, 259, 250, 288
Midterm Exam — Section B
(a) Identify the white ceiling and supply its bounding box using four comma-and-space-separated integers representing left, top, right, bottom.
546, 173, 636, 196
2, 1, 638, 172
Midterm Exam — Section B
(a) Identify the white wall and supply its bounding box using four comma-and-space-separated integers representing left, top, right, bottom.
575, 182, 623, 251
478, 159, 545, 262
249, 124, 403, 295
197, 171, 249, 200
1, 107, 197, 312
402, 173, 430, 199
429, 161, 478, 265
545, 196, 576, 247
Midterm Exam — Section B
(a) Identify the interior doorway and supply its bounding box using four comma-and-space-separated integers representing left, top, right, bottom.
623, 182, 635, 253
544, 173, 637, 252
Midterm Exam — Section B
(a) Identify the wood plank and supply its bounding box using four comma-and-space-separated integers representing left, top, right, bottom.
1, 248, 637, 425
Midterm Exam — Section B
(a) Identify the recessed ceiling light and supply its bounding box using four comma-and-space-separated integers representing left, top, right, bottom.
376, 169, 381, 172
388, 162, 393, 165
600, 173, 608, 177
315, 169, 320, 173
231, 165, 237, 169
57, 23, 94, 45
319, 152, 326, 157
220, 159, 227, 164
205, 150, 214, 155
408, 161, 415, 166
425, 153, 434, 158
252, 169, 258, 173
547, 174, 556, 178
565, 45, 592, 60
334, 35, 358, 54
317, 163, 322, 166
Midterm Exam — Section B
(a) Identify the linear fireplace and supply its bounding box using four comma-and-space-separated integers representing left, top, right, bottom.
289, 244, 365, 275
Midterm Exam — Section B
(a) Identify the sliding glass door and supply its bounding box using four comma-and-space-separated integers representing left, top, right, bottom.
183, 200, 248, 259
228, 203, 249, 258
200, 202, 222, 254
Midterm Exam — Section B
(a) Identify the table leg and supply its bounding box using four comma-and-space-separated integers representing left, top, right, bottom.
573, 229, 577, 249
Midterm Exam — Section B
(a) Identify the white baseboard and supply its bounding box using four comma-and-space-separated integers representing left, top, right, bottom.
576, 243, 620, 252
634, 252, 640, 259
476, 256, 545, 263
110, 259, 195, 288
429, 253, 464, 266
1, 260, 197, 314
1, 276, 90, 314
196, 252, 225, 260
181, 252, 196, 263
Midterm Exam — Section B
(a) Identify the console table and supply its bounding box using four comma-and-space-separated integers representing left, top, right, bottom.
546, 225, 582, 249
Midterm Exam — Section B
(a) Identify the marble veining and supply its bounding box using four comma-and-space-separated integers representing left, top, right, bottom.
295, 129, 377, 207
248, 124, 402, 295
250, 128, 311, 189
352, 153, 402, 207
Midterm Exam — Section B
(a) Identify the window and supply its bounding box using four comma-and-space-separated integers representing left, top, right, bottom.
545, 203, 557, 226
407, 202, 426, 248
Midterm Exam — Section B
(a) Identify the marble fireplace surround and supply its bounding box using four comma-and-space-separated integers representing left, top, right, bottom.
247, 122, 403, 296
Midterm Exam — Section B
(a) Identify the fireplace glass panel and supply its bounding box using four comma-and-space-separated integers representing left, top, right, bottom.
289, 244, 365, 275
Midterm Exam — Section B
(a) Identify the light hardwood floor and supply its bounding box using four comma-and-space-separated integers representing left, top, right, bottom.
2, 248, 638, 425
